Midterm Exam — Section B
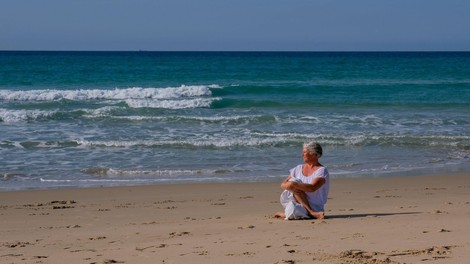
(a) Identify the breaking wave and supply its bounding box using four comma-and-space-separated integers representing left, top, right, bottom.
0, 85, 220, 101
0, 109, 57, 123
0, 85, 222, 120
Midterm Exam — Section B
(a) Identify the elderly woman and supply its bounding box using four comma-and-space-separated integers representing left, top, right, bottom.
275, 142, 330, 220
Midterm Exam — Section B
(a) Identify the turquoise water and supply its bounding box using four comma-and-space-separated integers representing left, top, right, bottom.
1, 51, 469, 190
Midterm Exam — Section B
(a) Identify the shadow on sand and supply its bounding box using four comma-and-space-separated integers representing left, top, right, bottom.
326, 212, 421, 219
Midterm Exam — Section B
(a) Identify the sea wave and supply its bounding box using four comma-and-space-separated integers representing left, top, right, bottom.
307, 78, 470, 87
0, 108, 57, 123
1, 173, 28, 181
2, 131, 469, 150
222, 79, 470, 89
86, 113, 271, 123
0, 85, 219, 102
81, 167, 248, 176
34, 134, 470, 148
2, 134, 469, 150
74, 138, 293, 148
0, 85, 223, 117
124, 98, 219, 109
38, 176, 246, 184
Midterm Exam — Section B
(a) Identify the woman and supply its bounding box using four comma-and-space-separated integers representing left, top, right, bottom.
275, 142, 330, 219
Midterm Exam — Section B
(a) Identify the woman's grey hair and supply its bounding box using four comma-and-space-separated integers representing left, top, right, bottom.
303, 142, 323, 158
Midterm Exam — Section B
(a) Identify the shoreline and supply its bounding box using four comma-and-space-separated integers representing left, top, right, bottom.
1, 173, 469, 263
2, 170, 469, 193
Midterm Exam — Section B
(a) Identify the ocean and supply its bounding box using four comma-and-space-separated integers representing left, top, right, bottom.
1, 51, 469, 190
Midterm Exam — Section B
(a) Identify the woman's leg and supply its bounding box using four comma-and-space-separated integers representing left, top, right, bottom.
292, 191, 324, 219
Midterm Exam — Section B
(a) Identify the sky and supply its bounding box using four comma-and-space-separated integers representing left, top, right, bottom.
1, 0, 469, 51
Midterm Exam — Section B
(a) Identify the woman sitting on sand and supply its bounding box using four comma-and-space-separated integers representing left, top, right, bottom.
275, 142, 329, 220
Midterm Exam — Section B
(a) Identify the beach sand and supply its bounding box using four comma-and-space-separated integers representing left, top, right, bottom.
1, 174, 469, 264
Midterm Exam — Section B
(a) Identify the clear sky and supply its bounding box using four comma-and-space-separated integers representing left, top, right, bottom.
1, 0, 469, 51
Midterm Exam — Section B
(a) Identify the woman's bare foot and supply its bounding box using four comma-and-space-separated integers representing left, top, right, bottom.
274, 212, 285, 219
309, 211, 325, 219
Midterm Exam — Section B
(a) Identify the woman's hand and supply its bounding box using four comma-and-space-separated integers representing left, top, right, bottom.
280, 176, 291, 190
284, 181, 297, 191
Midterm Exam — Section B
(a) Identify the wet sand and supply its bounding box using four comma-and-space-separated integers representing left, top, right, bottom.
1, 173, 469, 263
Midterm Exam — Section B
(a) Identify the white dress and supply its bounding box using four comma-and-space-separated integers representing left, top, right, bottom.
280, 165, 330, 214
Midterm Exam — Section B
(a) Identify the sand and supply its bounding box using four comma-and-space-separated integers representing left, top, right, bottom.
0, 173, 469, 264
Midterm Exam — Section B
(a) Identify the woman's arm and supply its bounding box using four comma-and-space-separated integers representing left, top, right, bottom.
280, 175, 292, 190
288, 177, 325, 193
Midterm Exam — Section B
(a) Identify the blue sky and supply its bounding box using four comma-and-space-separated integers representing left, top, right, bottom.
1, 0, 469, 51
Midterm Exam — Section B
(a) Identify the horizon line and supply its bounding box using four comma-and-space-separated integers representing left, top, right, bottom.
1, 50, 470, 53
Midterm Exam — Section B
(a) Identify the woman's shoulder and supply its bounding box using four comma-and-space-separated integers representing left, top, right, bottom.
316, 166, 329, 177
289, 164, 303, 175
291, 164, 303, 170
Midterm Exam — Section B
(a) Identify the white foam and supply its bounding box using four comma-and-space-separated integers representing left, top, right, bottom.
40, 178, 73, 183
82, 106, 124, 117
84, 168, 248, 176
75, 137, 291, 148
180, 115, 263, 122
106, 115, 168, 121
6, 132, 468, 150
85, 114, 262, 122
125, 98, 219, 109
107, 169, 201, 176
39, 177, 234, 184
0, 85, 217, 102
0, 108, 56, 123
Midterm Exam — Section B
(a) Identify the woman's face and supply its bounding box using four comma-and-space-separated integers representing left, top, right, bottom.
302, 148, 317, 163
